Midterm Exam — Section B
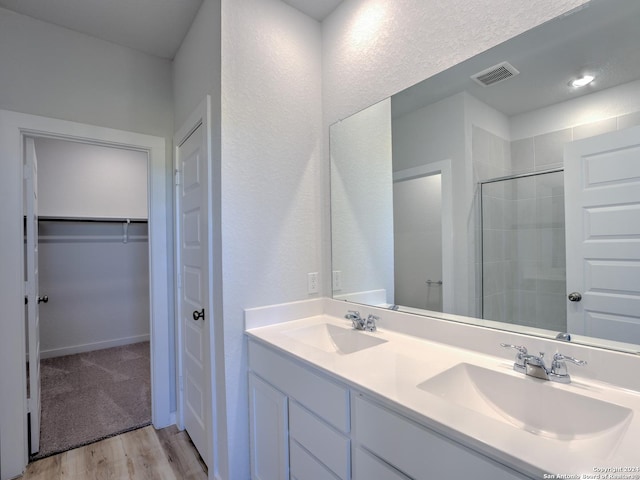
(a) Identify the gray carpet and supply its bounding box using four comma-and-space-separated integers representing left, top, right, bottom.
33, 342, 151, 460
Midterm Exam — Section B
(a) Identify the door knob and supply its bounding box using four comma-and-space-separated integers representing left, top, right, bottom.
37, 295, 49, 304
567, 292, 582, 302
192, 308, 205, 321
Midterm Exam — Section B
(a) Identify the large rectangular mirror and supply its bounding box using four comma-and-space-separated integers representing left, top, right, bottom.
330, 0, 640, 353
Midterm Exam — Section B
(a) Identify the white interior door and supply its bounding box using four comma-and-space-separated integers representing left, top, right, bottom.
176, 123, 211, 466
24, 137, 41, 455
565, 125, 640, 344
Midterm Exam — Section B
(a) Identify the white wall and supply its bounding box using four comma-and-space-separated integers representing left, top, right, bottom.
172, 0, 221, 130
34, 138, 150, 357
38, 222, 150, 357
331, 99, 393, 302
35, 137, 148, 219
0, 7, 172, 138
221, 2, 322, 477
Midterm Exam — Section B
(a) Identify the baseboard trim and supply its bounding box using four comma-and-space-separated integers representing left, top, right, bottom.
39, 334, 150, 359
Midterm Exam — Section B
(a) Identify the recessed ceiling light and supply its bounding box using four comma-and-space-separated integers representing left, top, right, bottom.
570, 75, 595, 87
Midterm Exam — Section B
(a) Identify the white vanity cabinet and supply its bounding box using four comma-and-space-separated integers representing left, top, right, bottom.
248, 337, 530, 480
352, 395, 528, 480
248, 340, 351, 480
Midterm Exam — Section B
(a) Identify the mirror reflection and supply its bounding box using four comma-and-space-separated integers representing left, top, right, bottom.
330, 0, 640, 352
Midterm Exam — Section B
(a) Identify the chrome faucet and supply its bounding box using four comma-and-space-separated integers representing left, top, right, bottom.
345, 310, 378, 332
501, 343, 586, 384
345, 310, 365, 329
521, 352, 550, 381
365, 314, 378, 332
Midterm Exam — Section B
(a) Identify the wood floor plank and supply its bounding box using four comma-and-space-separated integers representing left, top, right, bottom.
119, 427, 176, 480
22, 455, 62, 480
18, 426, 206, 480
156, 425, 208, 480
54, 435, 123, 480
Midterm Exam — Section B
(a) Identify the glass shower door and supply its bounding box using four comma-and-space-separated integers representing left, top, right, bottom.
480, 169, 566, 331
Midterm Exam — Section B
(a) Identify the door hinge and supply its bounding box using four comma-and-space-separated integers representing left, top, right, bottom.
179, 375, 184, 392
23, 164, 30, 180
174, 169, 181, 186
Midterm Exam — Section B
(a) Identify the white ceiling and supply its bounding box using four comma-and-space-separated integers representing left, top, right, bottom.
0, 0, 343, 59
0, 0, 204, 59
282, 0, 343, 21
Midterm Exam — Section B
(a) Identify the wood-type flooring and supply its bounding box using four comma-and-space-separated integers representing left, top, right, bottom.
20, 425, 207, 480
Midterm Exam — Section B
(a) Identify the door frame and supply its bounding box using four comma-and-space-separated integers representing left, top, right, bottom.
393, 159, 454, 313
173, 95, 223, 479
0, 110, 172, 479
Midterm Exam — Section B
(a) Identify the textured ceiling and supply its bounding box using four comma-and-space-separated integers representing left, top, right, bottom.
0, 0, 343, 59
0, 0, 204, 59
281, 0, 343, 21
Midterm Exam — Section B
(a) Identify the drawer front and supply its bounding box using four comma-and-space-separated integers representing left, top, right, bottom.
291, 441, 341, 480
249, 340, 350, 432
354, 447, 409, 480
290, 401, 350, 480
354, 396, 526, 480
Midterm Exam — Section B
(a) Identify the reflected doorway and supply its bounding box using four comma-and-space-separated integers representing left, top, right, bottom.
393, 173, 443, 312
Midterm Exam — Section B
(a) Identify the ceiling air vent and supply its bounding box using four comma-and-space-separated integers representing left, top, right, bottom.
471, 61, 520, 87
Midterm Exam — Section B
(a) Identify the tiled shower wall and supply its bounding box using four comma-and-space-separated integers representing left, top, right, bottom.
481, 172, 566, 330
475, 110, 640, 331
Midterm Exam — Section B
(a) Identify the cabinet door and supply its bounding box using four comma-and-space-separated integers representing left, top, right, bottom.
249, 373, 289, 480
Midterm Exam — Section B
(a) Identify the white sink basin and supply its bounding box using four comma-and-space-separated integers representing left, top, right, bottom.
418, 363, 632, 447
284, 323, 387, 355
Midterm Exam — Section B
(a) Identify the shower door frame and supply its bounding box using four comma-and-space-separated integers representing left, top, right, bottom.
479, 167, 565, 324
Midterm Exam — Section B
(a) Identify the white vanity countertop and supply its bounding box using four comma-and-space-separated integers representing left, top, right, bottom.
246, 314, 640, 479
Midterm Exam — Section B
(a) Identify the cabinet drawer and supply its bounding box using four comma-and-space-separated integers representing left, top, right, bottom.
354, 395, 525, 480
290, 401, 350, 480
291, 441, 341, 480
249, 340, 350, 432
354, 447, 409, 480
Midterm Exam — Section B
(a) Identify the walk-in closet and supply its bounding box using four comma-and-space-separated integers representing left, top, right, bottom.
25, 136, 152, 459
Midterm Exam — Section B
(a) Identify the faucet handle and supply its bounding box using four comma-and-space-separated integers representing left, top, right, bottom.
552, 352, 587, 368
550, 353, 587, 383
500, 343, 527, 355
501, 343, 528, 373
554, 353, 586, 366
365, 314, 378, 332
346, 310, 364, 329
345, 310, 360, 320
